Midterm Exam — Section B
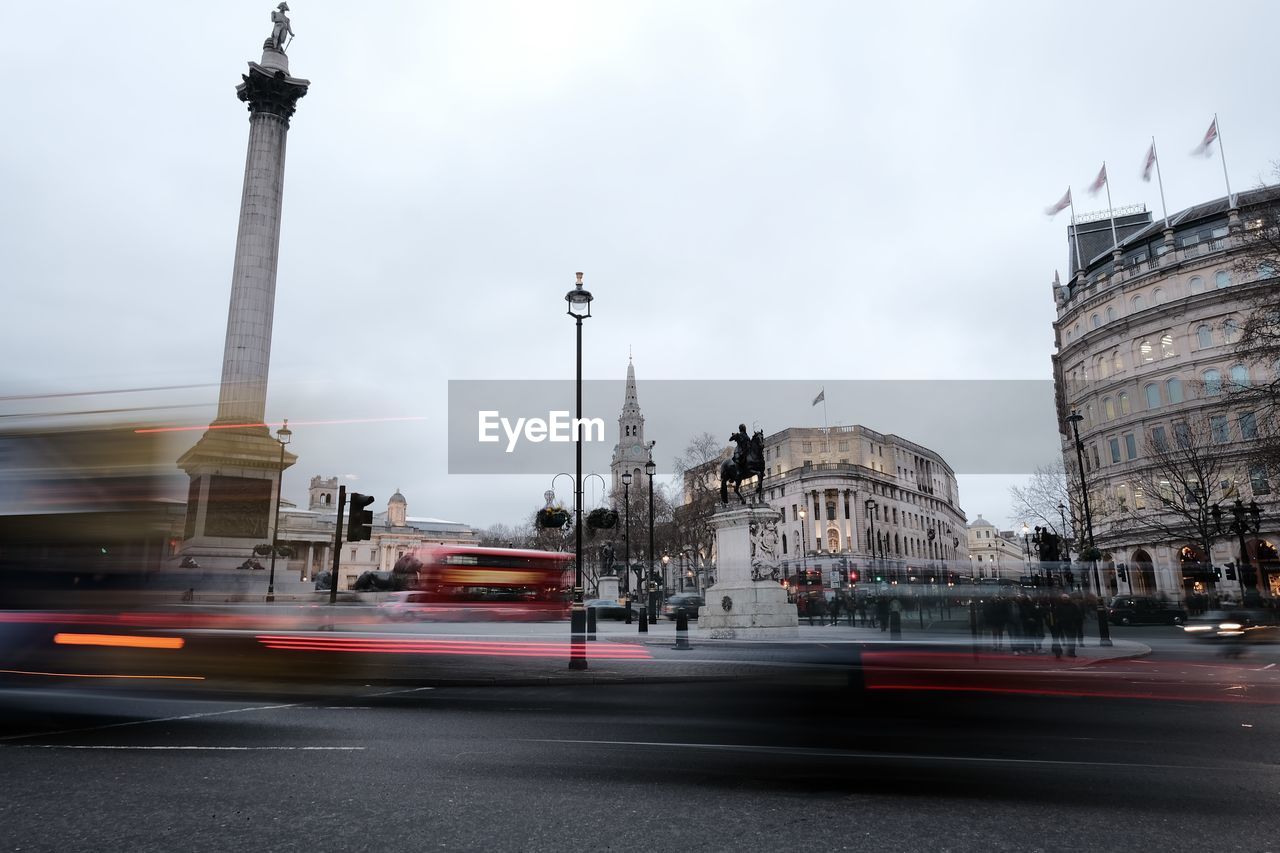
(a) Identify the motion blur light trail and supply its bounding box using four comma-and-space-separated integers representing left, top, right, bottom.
53, 633, 184, 650
255, 635, 653, 660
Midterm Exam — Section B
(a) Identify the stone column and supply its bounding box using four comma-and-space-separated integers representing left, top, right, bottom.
698, 504, 798, 639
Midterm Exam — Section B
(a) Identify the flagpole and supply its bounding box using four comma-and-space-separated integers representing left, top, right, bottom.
821, 387, 829, 455
1102, 161, 1119, 250
1068, 191, 1084, 276
1152, 137, 1170, 228
1214, 113, 1234, 206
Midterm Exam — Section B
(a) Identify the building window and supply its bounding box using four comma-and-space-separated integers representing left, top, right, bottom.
781, 534, 787, 554
1215, 270, 1232, 289
1174, 422, 1191, 448
1224, 319, 1242, 343
1124, 433, 1138, 460
1144, 383, 1160, 409
1241, 412, 1258, 440
1091, 314, 1101, 329
1166, 377, 1183, 404
1113, 351, 1123, 373
1106, 306, 1116, 323
1151, 426, 1167, 451
1230, 365, 1250, 389
1132, 295, 1145, 312
1116, 484, 1129, 509
1154, 288, 1166, 304
1196, 325, 1213, 349
1109, 438, 1121, 464
1104, 397, 1116, 420
1096, 356, 1109, 380
1085, 404, 1095, 426
1118, 392, 1130, 415
1189, 276, 1204, 294
802, 441, 812, 452
1090, 445, 1101, 469
1139, 339, 1154, 363
1134, 487, 1146, 509
1250, 464, 1271, 496
1203, 369, 1223, 397
1211, 415, 1229, 444
1160, 333, 1175, 358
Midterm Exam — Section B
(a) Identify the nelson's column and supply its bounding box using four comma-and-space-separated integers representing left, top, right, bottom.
177, 4, 309, 570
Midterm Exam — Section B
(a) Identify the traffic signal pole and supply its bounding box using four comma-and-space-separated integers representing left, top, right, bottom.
329, 486, 346, 606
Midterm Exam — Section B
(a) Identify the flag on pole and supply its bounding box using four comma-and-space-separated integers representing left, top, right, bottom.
1192, 117, 1218, 157
1088, 163, 1108, 195
1141, 142, 1157, 182
812, 389, 824, 406
1044, 187, 1072, 217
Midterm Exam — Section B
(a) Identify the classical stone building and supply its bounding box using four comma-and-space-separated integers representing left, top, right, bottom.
965, 515, 1032, 580
684, 425, 968, 591
1051, 187, 1279, 602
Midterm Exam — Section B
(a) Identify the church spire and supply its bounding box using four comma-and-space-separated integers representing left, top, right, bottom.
611, 357, 648, 494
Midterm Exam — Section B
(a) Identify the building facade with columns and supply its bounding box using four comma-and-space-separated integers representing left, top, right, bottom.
965, 515, 1032, 580
1052, 187, 1279, 602
269, 477, 478, 590
685, 425, 968, 590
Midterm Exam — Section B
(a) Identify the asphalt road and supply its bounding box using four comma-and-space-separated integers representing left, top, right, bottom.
1, 659, 1276, 853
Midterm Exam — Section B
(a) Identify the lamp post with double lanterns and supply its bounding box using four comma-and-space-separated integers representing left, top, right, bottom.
1021, 522, 1032, 581
1066, 410, 1110, 646
621, 471, 632, 624
798, 508, 808, 584
645, 449, 657, 626
1212, 498, 1263, 604
565, 272, 593, 670
864, 499, 878, 582
661, 553, 671, 601
265, 419, 292, 603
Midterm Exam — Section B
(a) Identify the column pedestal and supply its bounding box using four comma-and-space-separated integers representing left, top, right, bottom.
698, 504, 798, 639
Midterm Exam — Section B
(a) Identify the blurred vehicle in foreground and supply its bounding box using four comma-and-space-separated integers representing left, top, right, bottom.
404, 545, 572, 621
378, 591, 433, 621
585, 598, 636, 620
1182, 609, 1279, 644
662, 593, 704, 619
1107, 595, 1187, 626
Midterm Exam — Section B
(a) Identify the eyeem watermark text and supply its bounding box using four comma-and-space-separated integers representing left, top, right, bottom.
477, 411, 605, 453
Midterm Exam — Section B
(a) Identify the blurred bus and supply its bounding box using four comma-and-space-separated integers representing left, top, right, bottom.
408, 545, 573, 621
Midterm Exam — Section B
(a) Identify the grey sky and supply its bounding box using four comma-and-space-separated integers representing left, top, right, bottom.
2, 1, 1277, 531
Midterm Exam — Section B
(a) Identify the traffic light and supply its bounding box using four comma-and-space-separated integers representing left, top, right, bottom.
1117, 565, 1128, 583
1225, 562, 1237, 581
347, 492, 375, 541
849, 569, 859, 584
1214, 566, 1223, 580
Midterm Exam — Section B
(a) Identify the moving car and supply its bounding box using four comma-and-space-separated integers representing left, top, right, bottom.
1107, 596, 1187, 626
378, 591, 433, 621
585, 598, 637, 620
662, 594, 704, 620
1181, 609, 1279, 643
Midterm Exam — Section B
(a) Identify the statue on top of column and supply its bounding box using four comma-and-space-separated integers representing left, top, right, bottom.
269, 2, 294, 51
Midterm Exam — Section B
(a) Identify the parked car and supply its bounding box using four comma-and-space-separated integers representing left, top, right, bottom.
662, 594, 704, 620
1107, 595, 1187, 626
585, 598, 637, 620
1182, 609, 1279, 644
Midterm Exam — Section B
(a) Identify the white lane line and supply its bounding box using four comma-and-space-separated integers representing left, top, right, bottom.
0, 701, 302, 744
359, 687, 436, 697
8, 745, 363, 751
527, 738, 1278, 773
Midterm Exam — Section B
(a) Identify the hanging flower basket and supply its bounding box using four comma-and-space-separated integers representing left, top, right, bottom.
537, 507, 571, 529
586, 508, 619, 530
1079, 545, 1103, 562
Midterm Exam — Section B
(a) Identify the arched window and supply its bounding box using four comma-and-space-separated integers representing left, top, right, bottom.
1091, 314, 1101, 329
1132, 295, 1145, 312
1230, 365, 1250, 388
1215, 270, 1232, 289
781, 533, 788, 554
1258, 262, 1276, 279
1166, 377, 1183, 404
1203, 369, 1223, 397
1160, 333, 1175, 358
1085, 403, 1095, 426
1154, 288, 1166, 305
1139, 339, 1155, 363
1189, 276, 1204, 294
1223, 318, 1241, 343
1106, 306, 1116, 323
1118, 392, 1130, 415
1113, 351, 1123, 373
1095, 356, 1109, 380
1066, 329, 1072, 342
1196, 325, 1213, 349
1144, 383, 1160, 409
1104, 398, 1116, 420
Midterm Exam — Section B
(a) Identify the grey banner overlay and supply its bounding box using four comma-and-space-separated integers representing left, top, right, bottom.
448, 380, 1062, 476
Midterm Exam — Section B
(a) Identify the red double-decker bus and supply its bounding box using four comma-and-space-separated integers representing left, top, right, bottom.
405, 545, 573, 621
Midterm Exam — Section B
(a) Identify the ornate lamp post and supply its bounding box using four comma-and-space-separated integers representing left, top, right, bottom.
661, 553, 671, 601
798, 508, 808, 586
645, 450, 657, 626
1213, 498, 1263, 603
621, 471, 632, 624
566, 272, 593, 670
266, 419, 292, 603
864, 499, 878, 582
1021, 522, 1032, 580
1066, 410, 1110, 646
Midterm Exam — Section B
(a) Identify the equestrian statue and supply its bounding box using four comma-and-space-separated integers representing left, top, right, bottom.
720, 423, 766, 504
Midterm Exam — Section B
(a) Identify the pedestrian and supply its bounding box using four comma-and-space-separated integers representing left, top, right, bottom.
829, 594, 842, 626
876, 595, 890, 632
1054, 594, 1080, 658
857, 596, 869, 627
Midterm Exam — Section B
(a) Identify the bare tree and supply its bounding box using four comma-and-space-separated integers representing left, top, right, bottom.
1008, 460, 1078, 547
669, 431, 727, 568
477, 521, 534, 549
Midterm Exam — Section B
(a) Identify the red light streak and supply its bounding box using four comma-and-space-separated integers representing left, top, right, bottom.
254, 635, 652, 659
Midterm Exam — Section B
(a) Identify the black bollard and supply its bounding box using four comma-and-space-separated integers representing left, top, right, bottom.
638, 605, 648, 633
674, 609, 691, 650
1096, 605, 1113, 647
587, 606, 597, 641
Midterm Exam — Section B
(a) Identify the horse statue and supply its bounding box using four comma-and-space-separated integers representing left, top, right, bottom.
720, 425, 766, 504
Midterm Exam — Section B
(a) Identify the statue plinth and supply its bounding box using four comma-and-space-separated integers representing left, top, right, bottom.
596, 574, 620, 601
698, 504, 798, 639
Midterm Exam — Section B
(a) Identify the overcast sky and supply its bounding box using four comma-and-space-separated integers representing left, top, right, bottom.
3, 1, 1278, 531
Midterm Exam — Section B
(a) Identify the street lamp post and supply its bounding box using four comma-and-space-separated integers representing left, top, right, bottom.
798, 508, 808, 585
1067, 410, 1110, 646
662, 553, 671, 600
621, 472, 632, 624
1057, 501, 1069, 588
864, 499, 878, 583
646, 449, 657, 625
1213, 498, 1263, 603
1021, 522, 1031, 581
566, 272, 593, 670
266, 419, 292, 603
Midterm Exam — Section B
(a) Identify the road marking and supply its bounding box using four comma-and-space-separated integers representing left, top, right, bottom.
527, 738, 1277, 772
7, 745, 363, 751
0, 702, 302, 743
